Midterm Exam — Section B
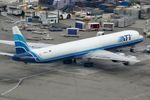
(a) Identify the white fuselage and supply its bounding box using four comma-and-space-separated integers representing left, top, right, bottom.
32, 30, 144, 62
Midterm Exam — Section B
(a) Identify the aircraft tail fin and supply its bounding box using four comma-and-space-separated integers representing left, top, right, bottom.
12, 26, 30, 54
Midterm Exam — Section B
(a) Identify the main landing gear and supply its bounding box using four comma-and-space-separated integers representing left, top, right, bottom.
130, 46, 135, 53
63, 59, 73, 64
24, 62, 28, 64
63, 58, 94, 67
63, 59, 77, 64
122, 62, 130, 66
112, 60, 130, 66
83, 62, 94, 67
83, 58, 94, 67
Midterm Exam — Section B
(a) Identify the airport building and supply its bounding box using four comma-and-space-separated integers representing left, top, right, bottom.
38, 0, 75, 9
38, 0, 54, 5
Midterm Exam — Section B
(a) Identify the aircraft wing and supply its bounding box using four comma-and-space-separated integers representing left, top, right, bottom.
0, 52, 14, 57
83, 50, 140, 63
0, 40, 54, 48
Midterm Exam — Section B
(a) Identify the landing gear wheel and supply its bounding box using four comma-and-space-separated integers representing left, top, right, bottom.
123, 62, 129, 66
84, 62, 94, 67
24, 62, 28, 64
112, 60, 118, 62
130, 48, 134, 53
67, 14, 71, 19
59, 15, 63, 20
63, 59, 73, 64
130, 46, 135, 53
73, 59, 77, 63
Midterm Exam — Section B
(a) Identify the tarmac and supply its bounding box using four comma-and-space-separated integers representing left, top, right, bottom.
0, 15, 150, 100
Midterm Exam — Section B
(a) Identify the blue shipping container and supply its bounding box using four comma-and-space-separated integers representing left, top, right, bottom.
105, 8, 114, 13
27, 17, 32, 24
75, 23, 82, 29
99, 4, 108, 10
99, 3, 114, 13
75, 21, 85, 29
119, 1, 129, 7
67, 28, 78, 35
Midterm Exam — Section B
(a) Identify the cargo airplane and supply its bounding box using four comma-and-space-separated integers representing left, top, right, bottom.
0, 26, 144, 67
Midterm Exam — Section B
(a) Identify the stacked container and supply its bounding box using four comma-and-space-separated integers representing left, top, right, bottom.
75, 21, 86, 30
140, 5, 150, 19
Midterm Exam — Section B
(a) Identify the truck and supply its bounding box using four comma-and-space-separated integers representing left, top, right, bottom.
145, 45, 150, 53
49, 10, 72, 20
7, 5, 22, 16
35, 11, 59, 25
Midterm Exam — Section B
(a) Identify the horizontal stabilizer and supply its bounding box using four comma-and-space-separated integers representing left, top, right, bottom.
0, 52, 14, 57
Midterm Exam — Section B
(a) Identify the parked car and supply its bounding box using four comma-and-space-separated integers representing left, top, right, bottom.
145, 45, 150, 53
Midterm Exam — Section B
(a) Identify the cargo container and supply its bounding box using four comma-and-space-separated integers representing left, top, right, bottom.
131, 9, 140, 19
140, 13, 150, 19
99, 3, 109, 11
110, 19, 118, 27
119, 1, 129, 7
102, 22, 114, 31
75, 21, 85, 30
102, 13, 113, 20
99, 3, 115, 13
88, 22, 100, 30
27, 17, 32, 24
114, 6, 140, 19
140, 5, 150, 19
124, 17, 129, 27
140, 5, 150, 14
118, 18, 125, 28
66, 28, 79, 36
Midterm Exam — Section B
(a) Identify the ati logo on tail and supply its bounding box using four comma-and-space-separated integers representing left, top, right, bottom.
118, 34, 131, 42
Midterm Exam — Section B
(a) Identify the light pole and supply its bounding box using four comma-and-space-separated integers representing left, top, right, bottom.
57, 0, 59, 23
